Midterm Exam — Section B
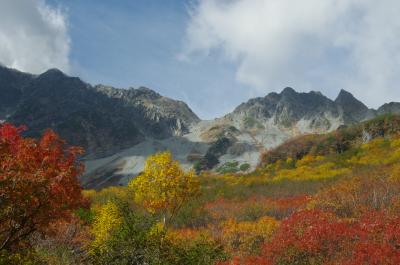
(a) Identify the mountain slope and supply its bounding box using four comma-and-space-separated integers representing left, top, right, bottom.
1, 66, 200, 158
0, 66, 34, 120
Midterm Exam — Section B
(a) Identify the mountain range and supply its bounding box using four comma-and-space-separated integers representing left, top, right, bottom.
1, 65, 400, 188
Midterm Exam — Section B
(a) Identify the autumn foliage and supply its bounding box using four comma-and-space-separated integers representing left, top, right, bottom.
3, 115, 400, 264
227, 210, 400, 265
0, 124, 86, 251
261, 114, 400, 166
129, 151, 199, 226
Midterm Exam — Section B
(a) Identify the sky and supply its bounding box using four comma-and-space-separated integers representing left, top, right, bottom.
1, 0, 400, 119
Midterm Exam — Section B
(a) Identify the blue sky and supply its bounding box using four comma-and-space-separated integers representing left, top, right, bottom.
48, 0, 250, 119
1, 0, 400, 119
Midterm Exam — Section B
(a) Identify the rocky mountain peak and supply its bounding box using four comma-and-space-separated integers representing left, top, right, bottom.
335, 89, 370, 122
230, 87, 340, 131
335, 89, 366, 108
281, 86, 296, 95
131, 86, 162, 100
38, 68, 66, 79
229, 87, 400, 134
137, 86, 158, 94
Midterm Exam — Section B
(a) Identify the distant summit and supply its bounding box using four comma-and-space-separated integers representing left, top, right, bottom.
378, 102, 400, 116
229, 87, 394, 132
334, 89, 374, 122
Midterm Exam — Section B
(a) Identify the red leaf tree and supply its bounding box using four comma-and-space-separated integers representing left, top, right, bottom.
0, 124, 87, 251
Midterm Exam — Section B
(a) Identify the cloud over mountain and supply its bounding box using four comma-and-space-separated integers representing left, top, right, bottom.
0, 0, 70, 73
183, 0, 400, 108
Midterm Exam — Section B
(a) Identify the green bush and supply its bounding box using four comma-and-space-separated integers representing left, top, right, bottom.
208, 137, 232, 157
239, 163, 250, 171
194, 153, 219, 173
217, 161, 239, 174
0, 250, 39, 265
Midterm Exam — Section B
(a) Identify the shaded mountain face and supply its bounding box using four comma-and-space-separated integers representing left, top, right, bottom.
1, 66, 199, 158
334, 89, 375, 122
377, 102, 400, 116
0, 66, 34, 119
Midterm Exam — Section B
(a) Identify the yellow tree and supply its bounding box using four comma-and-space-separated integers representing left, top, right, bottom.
91, 201, 123, 252
129, 151, 199, 226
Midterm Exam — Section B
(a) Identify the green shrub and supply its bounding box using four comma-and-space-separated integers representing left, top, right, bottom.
0, 250, 39, 265
239, 163, 250, 171
194, 153, 219, 173
217, 161, 239, 174
166, 237, 227, 265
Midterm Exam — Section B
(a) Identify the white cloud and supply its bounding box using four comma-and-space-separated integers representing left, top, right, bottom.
183, 0, 400, 108
0, 0, 70, 74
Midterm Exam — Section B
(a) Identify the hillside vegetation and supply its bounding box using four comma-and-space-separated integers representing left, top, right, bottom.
1, 115, 400, 264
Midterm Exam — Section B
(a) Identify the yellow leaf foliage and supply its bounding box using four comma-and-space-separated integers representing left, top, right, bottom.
348, 137, 400, 166
90, 201, 123, 251
220, 216, 278, 255
129, 151, 199, 222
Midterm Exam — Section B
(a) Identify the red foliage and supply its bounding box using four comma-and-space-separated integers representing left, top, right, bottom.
343, 212, 400, 265
0, 123, 87, 251
260, 134, 323, 165
230, 210, 400, 265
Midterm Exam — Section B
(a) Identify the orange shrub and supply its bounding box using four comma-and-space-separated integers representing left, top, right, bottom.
219, 217, 278, 256
204, 195, 310, 222
310, 172, 400, 218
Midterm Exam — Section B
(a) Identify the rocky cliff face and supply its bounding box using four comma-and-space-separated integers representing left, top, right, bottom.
334, 89, 376, 123
1, 66, 200, 158
94, 85, 200, 137
229, 87, 341, 132
223, 87, 397, 135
